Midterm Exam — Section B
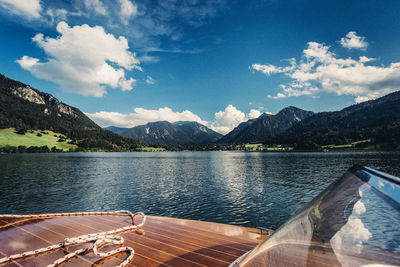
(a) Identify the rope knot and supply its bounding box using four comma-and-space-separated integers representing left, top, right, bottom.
0, 210, 146, 267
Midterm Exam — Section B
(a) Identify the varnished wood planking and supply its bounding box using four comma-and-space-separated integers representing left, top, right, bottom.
64, 217, 222, 267
46, 218, 165, 267
26, 219, 139, 267
1, 216, 158, 266
0, 215, 264, 266
0, 217, 158, 267
146, 217, 262, 244
0, 249, 22, 267
99, 216, 260, 261
104, 215, 262, 253
0, 218, 94, 266
60, 215, 259, 263
148, 216, 262, 242
99, 216, 251, 259
57, 217, 205, 267
141, 222, 256, 254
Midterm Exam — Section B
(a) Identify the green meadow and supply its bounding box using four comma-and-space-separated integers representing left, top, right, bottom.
0, 128, 77, 151
244, 143, 293, 151
321, 139, 371, 149
139, 146, 166, 152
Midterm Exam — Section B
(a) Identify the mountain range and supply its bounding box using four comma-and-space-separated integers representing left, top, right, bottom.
106, 121, 222, 146
0, 73, 142, 151
217, 106, 314, 144
106, 91, 400, 149
268, 91, 400, 149
1, 73, 399, 151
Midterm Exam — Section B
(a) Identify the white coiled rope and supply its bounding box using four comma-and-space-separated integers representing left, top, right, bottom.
0, 210, 146, 267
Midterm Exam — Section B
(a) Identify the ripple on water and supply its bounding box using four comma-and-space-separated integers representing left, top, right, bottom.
1, 151, 400, 229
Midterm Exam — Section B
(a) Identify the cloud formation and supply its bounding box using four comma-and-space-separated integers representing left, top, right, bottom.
331, 199, 371, 265
83, 0, 107, 15
118, 0, 138, 25
0, 0, 42, 19
1, 0, 226, 61
87, 105, 265, 134
252, 32, 400, 103
87, 107, 208, 128
267, 85, 319, 99
210, 105, 247, 134
145, 75, 156, 85
210, 105, 264, 134
46, 8, 68, 24
16, 22, 140, 97
340, 31, 368, 50
208, 105, 262, 134
248, 109, 262, 119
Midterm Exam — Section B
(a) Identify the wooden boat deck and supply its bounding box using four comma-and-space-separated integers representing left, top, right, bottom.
0, 214, 268, 266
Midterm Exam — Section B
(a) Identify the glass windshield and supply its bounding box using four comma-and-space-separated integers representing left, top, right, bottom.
233, 166, 400, 267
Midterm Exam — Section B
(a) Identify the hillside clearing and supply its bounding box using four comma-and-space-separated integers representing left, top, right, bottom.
321, 139, 372, 149
244, 143, 293, 151
0, 128, 77, 151
139, 147, 166, 152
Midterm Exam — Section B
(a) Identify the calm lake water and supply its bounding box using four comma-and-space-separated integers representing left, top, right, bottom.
1, 151, 400, 229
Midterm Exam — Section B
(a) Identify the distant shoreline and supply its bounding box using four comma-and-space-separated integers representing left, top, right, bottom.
1, 148, 399, 155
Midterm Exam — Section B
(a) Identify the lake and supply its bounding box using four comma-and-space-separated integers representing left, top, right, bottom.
1, 151, 400, 230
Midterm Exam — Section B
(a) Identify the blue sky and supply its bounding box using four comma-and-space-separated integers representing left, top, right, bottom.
0, 0, 399, 134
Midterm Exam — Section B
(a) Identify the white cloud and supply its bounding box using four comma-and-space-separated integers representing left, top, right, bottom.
248, 109, 262, 119
86, 107, 208, 128
119, 0, 138, 25
16, 56, 39, 69
359, 56, 375, 63
340, 31, 368, 50
209, 105, 264, 134
331, 217, 371, 248
137, 54, 160, 63
145, 75, 156, 85
252, 58, 296, 75
353, 200, 366, 215
16, 22, 140, 97
0, 0, 41, 19
252, 35, 400, 103
1, 0, 226, 56
331, 199, 371, 265
87, 105, 265, 134
303, 42, 334, 63
268, 85, 319, 99
46, 8, 68, 24
252, 64, 281, 75
210, 105, 246, 134
84, 0, 107, 15
111, 0, 225, 50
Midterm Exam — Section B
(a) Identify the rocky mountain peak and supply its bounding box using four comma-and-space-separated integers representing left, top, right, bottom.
107, 120, 222, 146
11, 86, 45, 105
217, 106, 314, 144
6, 77, 77, 117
